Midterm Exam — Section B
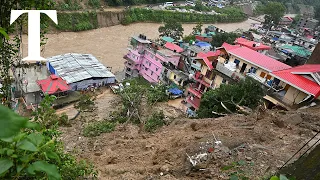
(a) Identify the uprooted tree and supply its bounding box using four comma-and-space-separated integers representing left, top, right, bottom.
113, 78, 168, 126
197, 77, 266, 118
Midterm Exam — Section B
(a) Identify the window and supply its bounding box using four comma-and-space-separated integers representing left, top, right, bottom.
145, 68, 148, 71
222, 79, 227, 84
234, 59, 240, 65
174, 75, 177, 79
193, 60, 197, 64
156, 68, 159, 71
151, 71, 153, 75
248, 67, 257, 73
260, 72, 266, 78
205, 70, 212, 78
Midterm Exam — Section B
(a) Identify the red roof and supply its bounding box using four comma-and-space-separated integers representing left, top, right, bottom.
228, 46, 291, 72
271, 65, 320, 97
221, 42, 240, 51
37, 75, 71, 94
164, 42, 183, 53
235, 38, 271, 51
197, 50, 221, 70
289, 64, 320, 74
285, 16, 293, 21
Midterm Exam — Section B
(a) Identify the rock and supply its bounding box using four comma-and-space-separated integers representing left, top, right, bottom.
94, 152, 102, 156
284, 114, 303, 126
245, 156, 252, 161
160, 164, 170, 172
145, 144, 154, 150
194, 135, 204, 139
273, 119, 286, 128
190, 122, 200, 131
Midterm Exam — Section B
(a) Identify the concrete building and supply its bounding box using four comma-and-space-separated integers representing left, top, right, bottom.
13, 65, 49, 110
47, 53, 116, 91
298, 17, 319, 30
267, 64, 320, 107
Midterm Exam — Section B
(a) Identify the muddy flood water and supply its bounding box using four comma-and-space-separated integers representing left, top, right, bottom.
22, 20, 258, 73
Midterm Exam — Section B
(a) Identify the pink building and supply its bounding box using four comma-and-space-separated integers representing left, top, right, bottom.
124, 35, 181, 83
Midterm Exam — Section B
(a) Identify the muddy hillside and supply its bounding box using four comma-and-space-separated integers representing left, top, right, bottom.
58, 89, 320, 179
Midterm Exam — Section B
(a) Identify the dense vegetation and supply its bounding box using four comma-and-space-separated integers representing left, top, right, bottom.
211, 32, 239, 48
121, 8, 247, 25
197, 78, 266, 118
55, 11, 99, 31
104, 0, 179, 6
158, 20, 184, 41
0, 96, 97, 179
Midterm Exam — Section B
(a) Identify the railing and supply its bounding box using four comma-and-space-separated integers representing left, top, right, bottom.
215, 62, 245, 81
187, 85, 203, 98
186, 96, 201, 110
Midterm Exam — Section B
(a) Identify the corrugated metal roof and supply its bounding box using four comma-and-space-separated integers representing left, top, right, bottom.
228, 46, 291, 72
47, 53, 115, 84
271, 65, 320, 98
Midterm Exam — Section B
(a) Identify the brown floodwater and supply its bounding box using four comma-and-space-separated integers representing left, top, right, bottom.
20, 20, 258, 73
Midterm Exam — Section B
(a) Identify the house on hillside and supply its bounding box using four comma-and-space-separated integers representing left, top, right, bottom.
36, 74, 71, 97
222, 46, 291, 84
13, 65, 49, 110
185, 50, 222, 111
235, 37, 271, 54
124, 34, 186, 85
265, 65, 320, 108
279, 16, 293, 26
47, 53, 115, 91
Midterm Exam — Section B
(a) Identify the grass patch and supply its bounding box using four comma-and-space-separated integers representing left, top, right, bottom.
83, 121, 116, 137
145, 111, 165, 132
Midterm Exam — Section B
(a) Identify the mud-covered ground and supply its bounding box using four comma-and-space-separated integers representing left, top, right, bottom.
57, 88, 320, 180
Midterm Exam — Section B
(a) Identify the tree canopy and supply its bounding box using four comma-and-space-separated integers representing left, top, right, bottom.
263, 2, 286, 25
197, 78, 266, 118
211, 32, 239, 48
192, 22, 203, 34
158, 20, 184, 41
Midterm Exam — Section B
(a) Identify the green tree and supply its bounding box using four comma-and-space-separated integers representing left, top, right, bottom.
158, 19, 184, 41
211, 32, 239, 48
315, 5, 320, 21
192, 21, 203, 34
0, 0, 55, 107
197, 78, 266, 118
263, 2, 286, 25
194, 0, 204, 11
183, 34, 196, 43
0, 100, 96, 179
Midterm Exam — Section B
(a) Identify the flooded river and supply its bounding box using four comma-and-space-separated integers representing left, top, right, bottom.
22, 19, 258, 72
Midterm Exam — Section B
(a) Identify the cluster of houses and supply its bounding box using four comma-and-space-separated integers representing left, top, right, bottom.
12, 53, 115, 111
123, 30, 320, 116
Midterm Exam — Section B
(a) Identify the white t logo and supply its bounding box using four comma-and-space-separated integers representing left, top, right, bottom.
10, 10, 58, 62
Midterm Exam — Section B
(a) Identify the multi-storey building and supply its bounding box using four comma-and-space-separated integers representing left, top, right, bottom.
185, 50, 221, 111
124, 35, 184, 84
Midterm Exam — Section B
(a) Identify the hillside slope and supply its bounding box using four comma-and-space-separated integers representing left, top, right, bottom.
58, 91, 320, 179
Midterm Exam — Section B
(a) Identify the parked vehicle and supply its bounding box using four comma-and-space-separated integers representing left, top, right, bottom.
185, 1, 195, 6
163, 2, 174, 7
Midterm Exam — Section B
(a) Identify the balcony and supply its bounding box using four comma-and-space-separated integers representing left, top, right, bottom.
187, 85, 203, 98
186, 96, 201, 110
215, 62, 245, 81
194, 71, 211, 87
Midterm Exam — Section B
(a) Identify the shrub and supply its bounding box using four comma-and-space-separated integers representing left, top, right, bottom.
83, 121, 116, 137
88, 0, 101, 8
59, 112, 70, 126
145, 111, 165, 132
57, 0, 82, 11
